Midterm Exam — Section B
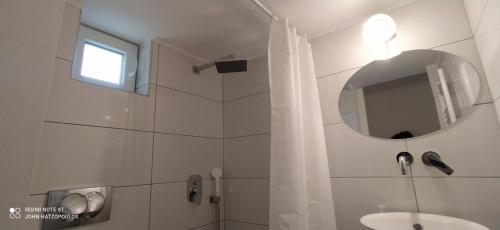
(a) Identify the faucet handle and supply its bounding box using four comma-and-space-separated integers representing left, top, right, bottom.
422, 151, 454, 175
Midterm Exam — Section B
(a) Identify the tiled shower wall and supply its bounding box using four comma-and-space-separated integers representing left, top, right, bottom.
29, 2, 223, 229
311, 0, 500, 229
222, 56, 271, 230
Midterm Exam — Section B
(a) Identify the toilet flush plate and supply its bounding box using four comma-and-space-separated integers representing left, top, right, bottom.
42, 186, 112, 230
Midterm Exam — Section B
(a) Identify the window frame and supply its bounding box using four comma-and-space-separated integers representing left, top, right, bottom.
72, 25, 138, 92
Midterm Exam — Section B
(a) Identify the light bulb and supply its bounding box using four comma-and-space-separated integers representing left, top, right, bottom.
363, 14, 396, 43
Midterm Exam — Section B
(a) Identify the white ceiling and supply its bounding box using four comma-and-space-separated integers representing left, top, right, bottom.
81, 0, 414, 61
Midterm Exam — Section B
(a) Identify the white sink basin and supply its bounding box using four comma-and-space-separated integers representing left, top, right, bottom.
360, 212, 489, 230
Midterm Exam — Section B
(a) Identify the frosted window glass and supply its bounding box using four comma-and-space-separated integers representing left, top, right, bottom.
80, 43, 123, 85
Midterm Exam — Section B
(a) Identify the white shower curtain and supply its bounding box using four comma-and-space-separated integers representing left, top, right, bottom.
268, 19, 337, 230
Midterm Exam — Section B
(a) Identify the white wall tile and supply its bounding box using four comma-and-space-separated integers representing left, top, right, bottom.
150, 181, 221, 230
224, 93, 270, 138
31, 122, 153, 194
223, 56, 269, 101
463, 0, 488, 34
390, 0, 472, 50
407, 104, 500, 177
414, 178, 500, 229
224, 134, 270, 178
153, 133, 222, 183
317, 69, 359, 125
56, 2, 80, 61
324, 123, 407, 177
433, 38, 492, 103
225, 221, 268, 230
0, 2, 65, 226
224, 179, 269, 225
155, 86, 223, 138
157, 45, 222, 101
45, 59, 156, 131
474, 0, 500, 100
311, 0, 472, 77
331, 178, 418, 230
475, 0, 500, 37
475, 30, 500, 100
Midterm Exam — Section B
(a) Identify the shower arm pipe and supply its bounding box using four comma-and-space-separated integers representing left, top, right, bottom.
251, 0, 279, 21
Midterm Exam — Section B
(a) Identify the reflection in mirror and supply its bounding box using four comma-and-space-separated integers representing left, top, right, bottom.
339, 50, 481, 139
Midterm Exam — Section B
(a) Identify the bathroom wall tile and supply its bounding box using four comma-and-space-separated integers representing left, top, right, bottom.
153, 133, 223, 183
317, 69, 359, 125
225, 221, 268, 230
311, 22, 370, 78
150, 181, 222, 230
56, 2, 80, 61
331, 178, 418, 230
407, 104, 500, 177
432, 38, 492, 103
474, 0, 500, 100
463, 0, 488, 34
389, 0, 472, 51
311, 0, 472, 77
157, 45, 222, 101
475, 30, 500, 101
475, 0, 500, 37
324, 123, 407, 177
414, 178, 500, 229
0, 1, 64, 228
30, 122, 153, 194
223, 56, 269, 101
224, 179, 269, 225
45, 59, 156, 131
155, 86, 223, 138
224, 93, 270, 138
224, 134, 270, 178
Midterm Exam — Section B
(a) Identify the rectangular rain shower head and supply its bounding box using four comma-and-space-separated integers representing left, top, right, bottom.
193, 59, 247, 74
214, 60, 247, 73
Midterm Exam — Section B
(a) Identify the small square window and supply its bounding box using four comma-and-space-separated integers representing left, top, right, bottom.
73, 25, 138, 92
80, 43, 124, 85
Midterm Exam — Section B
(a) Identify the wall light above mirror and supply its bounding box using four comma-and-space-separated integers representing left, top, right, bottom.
363, 14, 401, 60
338, 50, 481, 140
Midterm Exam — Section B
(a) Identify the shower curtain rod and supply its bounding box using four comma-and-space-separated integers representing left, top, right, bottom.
251, 0, 279, 20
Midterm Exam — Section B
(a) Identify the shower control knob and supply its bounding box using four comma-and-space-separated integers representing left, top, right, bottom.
85, 191, 105, 217
59, 193, 88, 222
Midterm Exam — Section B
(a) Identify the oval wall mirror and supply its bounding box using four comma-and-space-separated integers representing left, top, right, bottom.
338, 50, 481, 139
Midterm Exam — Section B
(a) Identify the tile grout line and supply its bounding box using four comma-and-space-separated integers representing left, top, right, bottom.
147, 81, 159, 230
153, 83, 222, 103
44, 120, 224, 140
472, 0, 489, 36
222, 73, 226, 226
224, 132, 271, 139
316, 36, 475, 79
405, 139, 421, 213
225, 219, 269, 226
223, 90, 270, 103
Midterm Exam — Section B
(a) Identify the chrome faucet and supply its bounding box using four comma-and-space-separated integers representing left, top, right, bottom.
422, 151, 454, 175
396, 152, 414, 175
